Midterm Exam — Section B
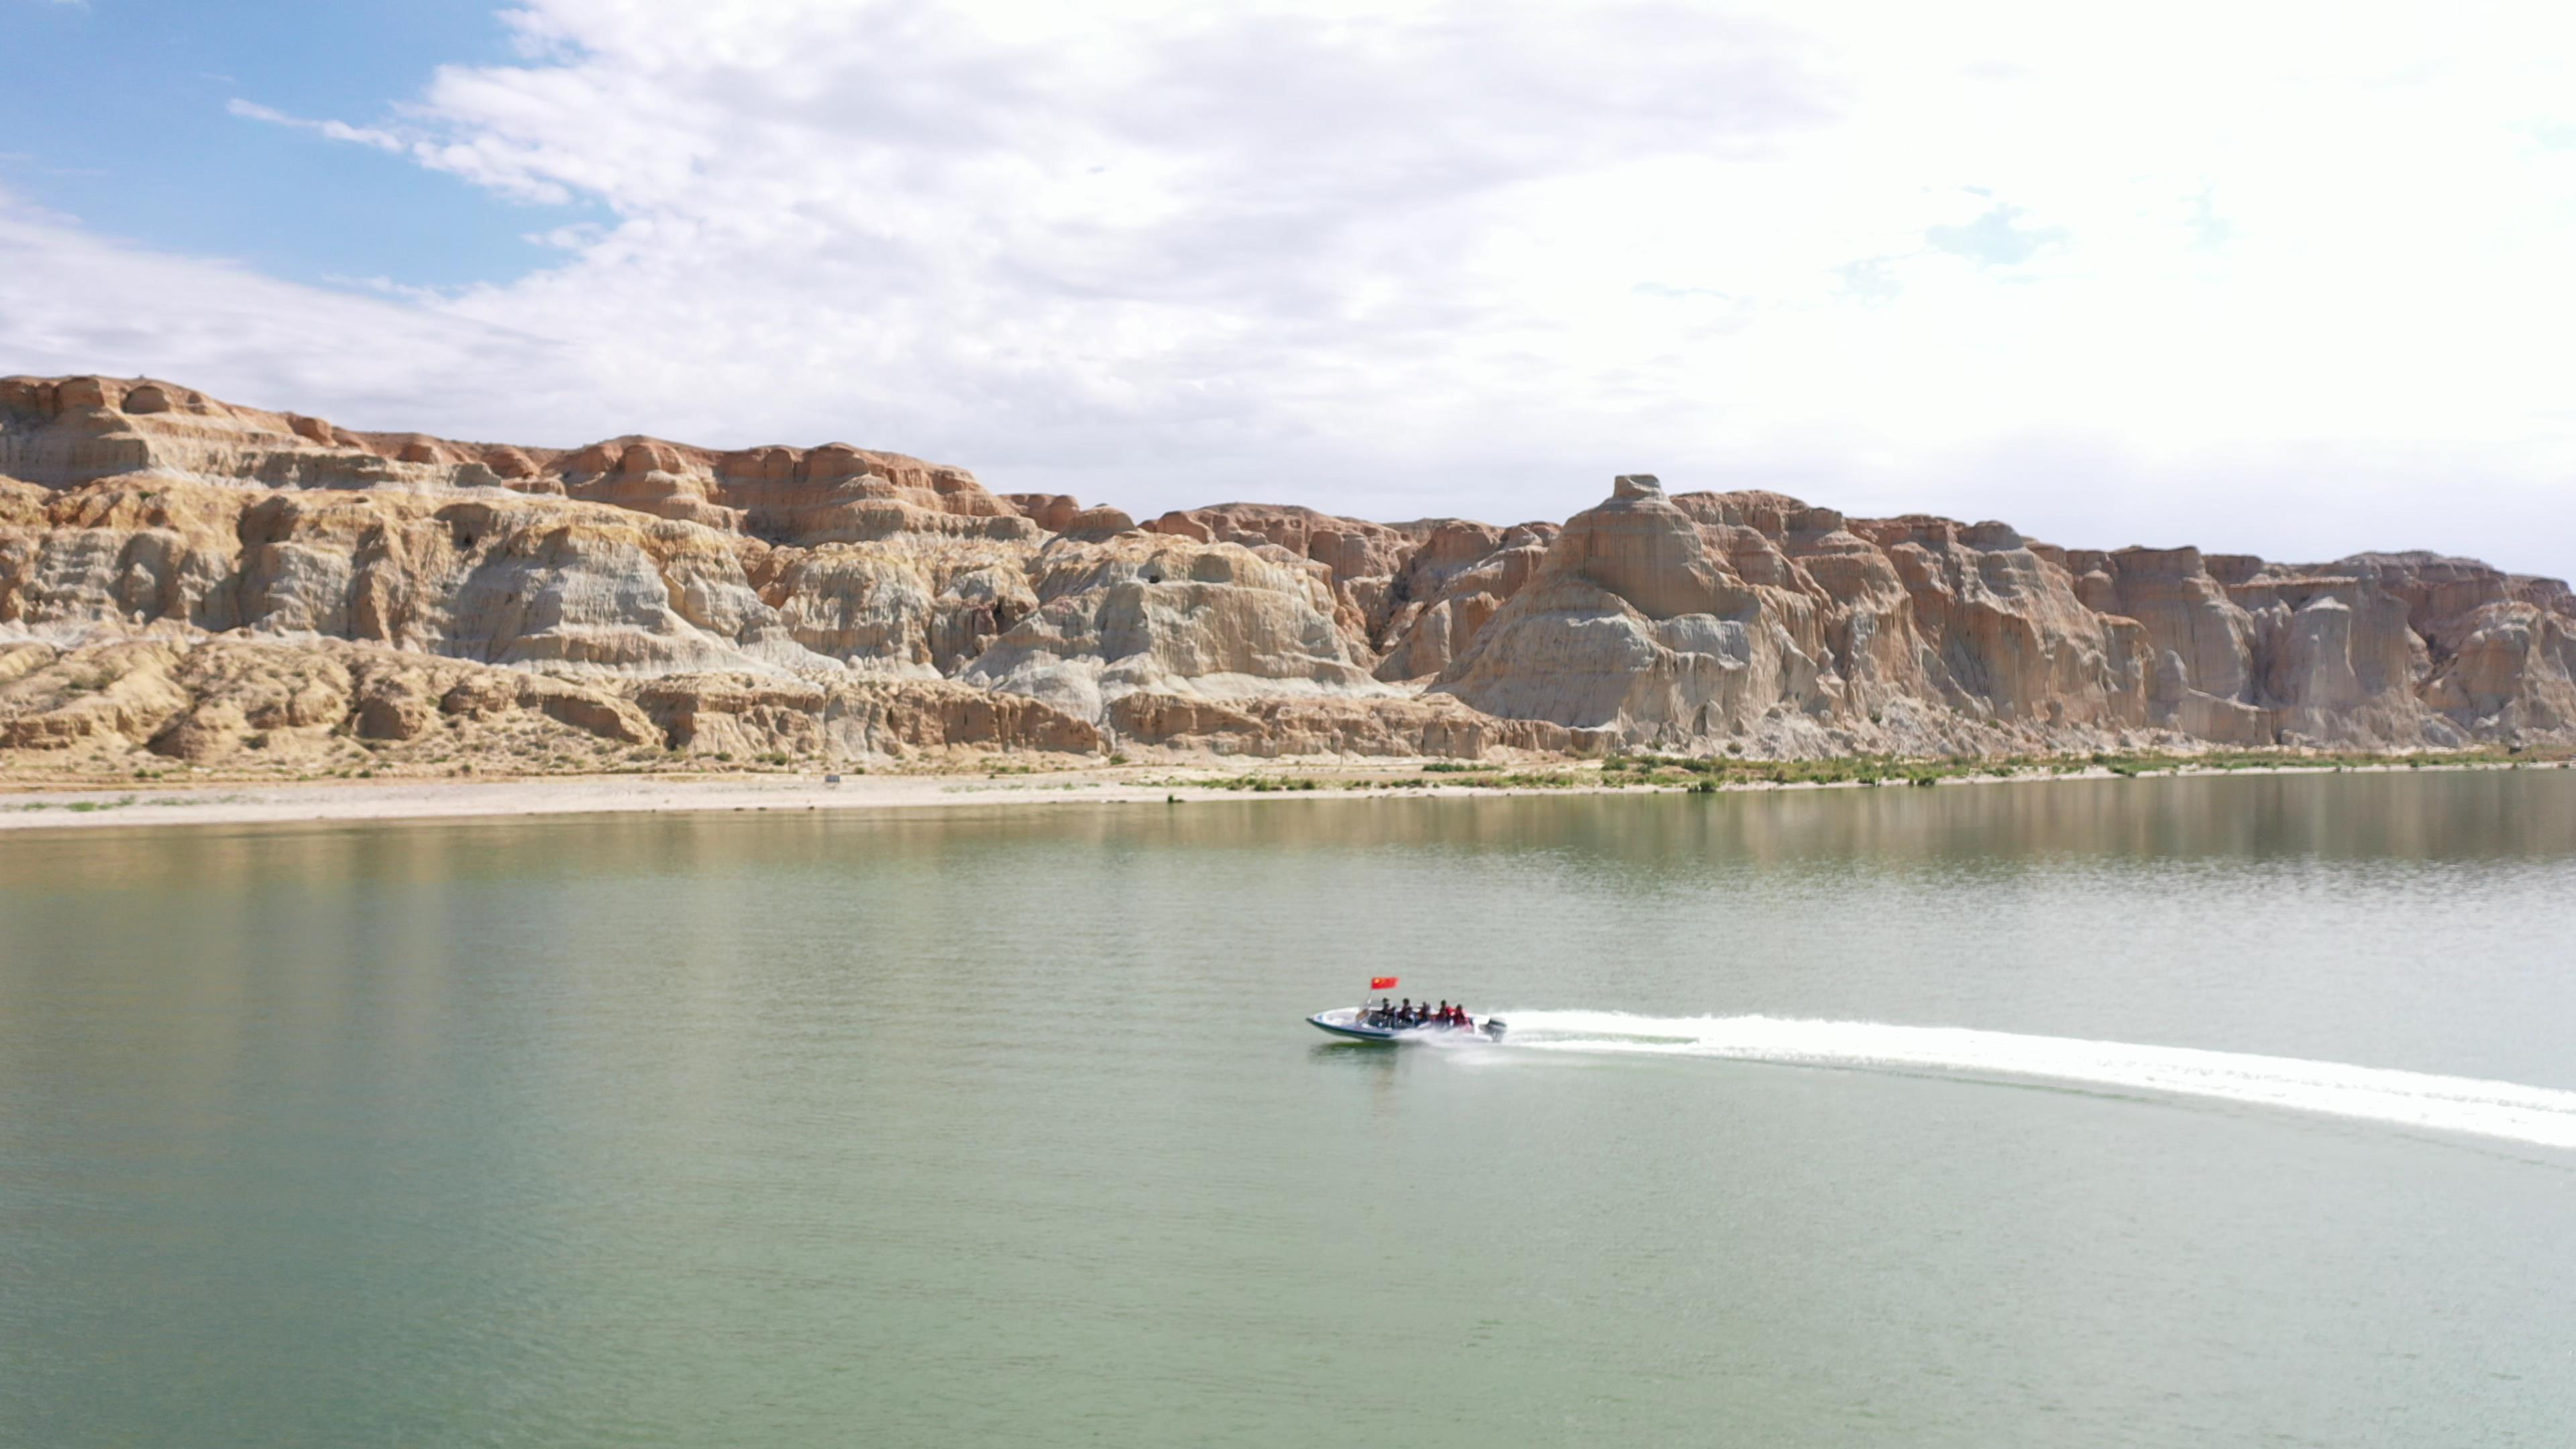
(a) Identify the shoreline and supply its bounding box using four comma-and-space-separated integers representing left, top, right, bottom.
0, 756, 2560, 833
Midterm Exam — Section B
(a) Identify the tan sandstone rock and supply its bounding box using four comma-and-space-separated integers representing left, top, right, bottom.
6, 375, 2571, 770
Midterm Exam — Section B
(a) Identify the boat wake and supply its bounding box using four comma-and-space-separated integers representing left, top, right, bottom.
1493, 1011, 2576, 1150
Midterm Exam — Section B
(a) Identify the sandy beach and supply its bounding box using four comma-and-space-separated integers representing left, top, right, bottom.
0, 765, 1595, 831
1, 757, 2554, 832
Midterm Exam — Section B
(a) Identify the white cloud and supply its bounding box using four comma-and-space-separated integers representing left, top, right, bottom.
16, 0, 2576, 574
0, 193, 583, 436
225, 99, 407, 155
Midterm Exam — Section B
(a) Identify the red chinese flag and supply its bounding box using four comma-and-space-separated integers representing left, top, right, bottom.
1370, 976, 1399, 991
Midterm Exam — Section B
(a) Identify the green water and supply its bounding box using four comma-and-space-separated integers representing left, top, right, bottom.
4, 772, 2575, 1446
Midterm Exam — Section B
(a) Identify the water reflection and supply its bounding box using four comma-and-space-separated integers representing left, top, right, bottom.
6, 769, 2569, 900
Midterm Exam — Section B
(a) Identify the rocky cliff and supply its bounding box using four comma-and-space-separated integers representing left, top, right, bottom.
3, 375, 2569, 773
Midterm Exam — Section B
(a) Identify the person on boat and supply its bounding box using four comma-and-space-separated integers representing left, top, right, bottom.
1436, 1000, 1452, 1028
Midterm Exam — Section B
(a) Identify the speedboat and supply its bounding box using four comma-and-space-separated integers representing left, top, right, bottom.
1307, 1007, 1507, 1043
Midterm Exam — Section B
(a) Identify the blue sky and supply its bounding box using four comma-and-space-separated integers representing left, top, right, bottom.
3, 0, 562, 288
3, 0, 2574, 576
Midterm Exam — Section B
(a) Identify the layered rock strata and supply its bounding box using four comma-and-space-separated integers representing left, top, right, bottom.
3, 375, 2569, 773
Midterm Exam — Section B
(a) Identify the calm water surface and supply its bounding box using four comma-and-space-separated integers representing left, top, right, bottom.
3, 772, 2574, 1446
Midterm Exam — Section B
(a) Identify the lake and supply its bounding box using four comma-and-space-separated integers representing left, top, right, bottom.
4, 771, 2574, 1446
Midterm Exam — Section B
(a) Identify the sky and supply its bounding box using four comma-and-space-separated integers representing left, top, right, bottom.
5, 0, 2575, 574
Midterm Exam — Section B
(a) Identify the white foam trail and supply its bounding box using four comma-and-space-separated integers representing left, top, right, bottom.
1496, 1011, 2576, 1150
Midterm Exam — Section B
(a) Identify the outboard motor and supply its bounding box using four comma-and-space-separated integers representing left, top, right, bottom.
1482, 1018, 1507, 1041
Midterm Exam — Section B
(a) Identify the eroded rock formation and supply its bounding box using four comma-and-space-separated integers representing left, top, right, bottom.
3, 375, 2569, 773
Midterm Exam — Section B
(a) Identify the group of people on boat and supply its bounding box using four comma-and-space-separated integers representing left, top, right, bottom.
1363, 998, 1474, 1030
